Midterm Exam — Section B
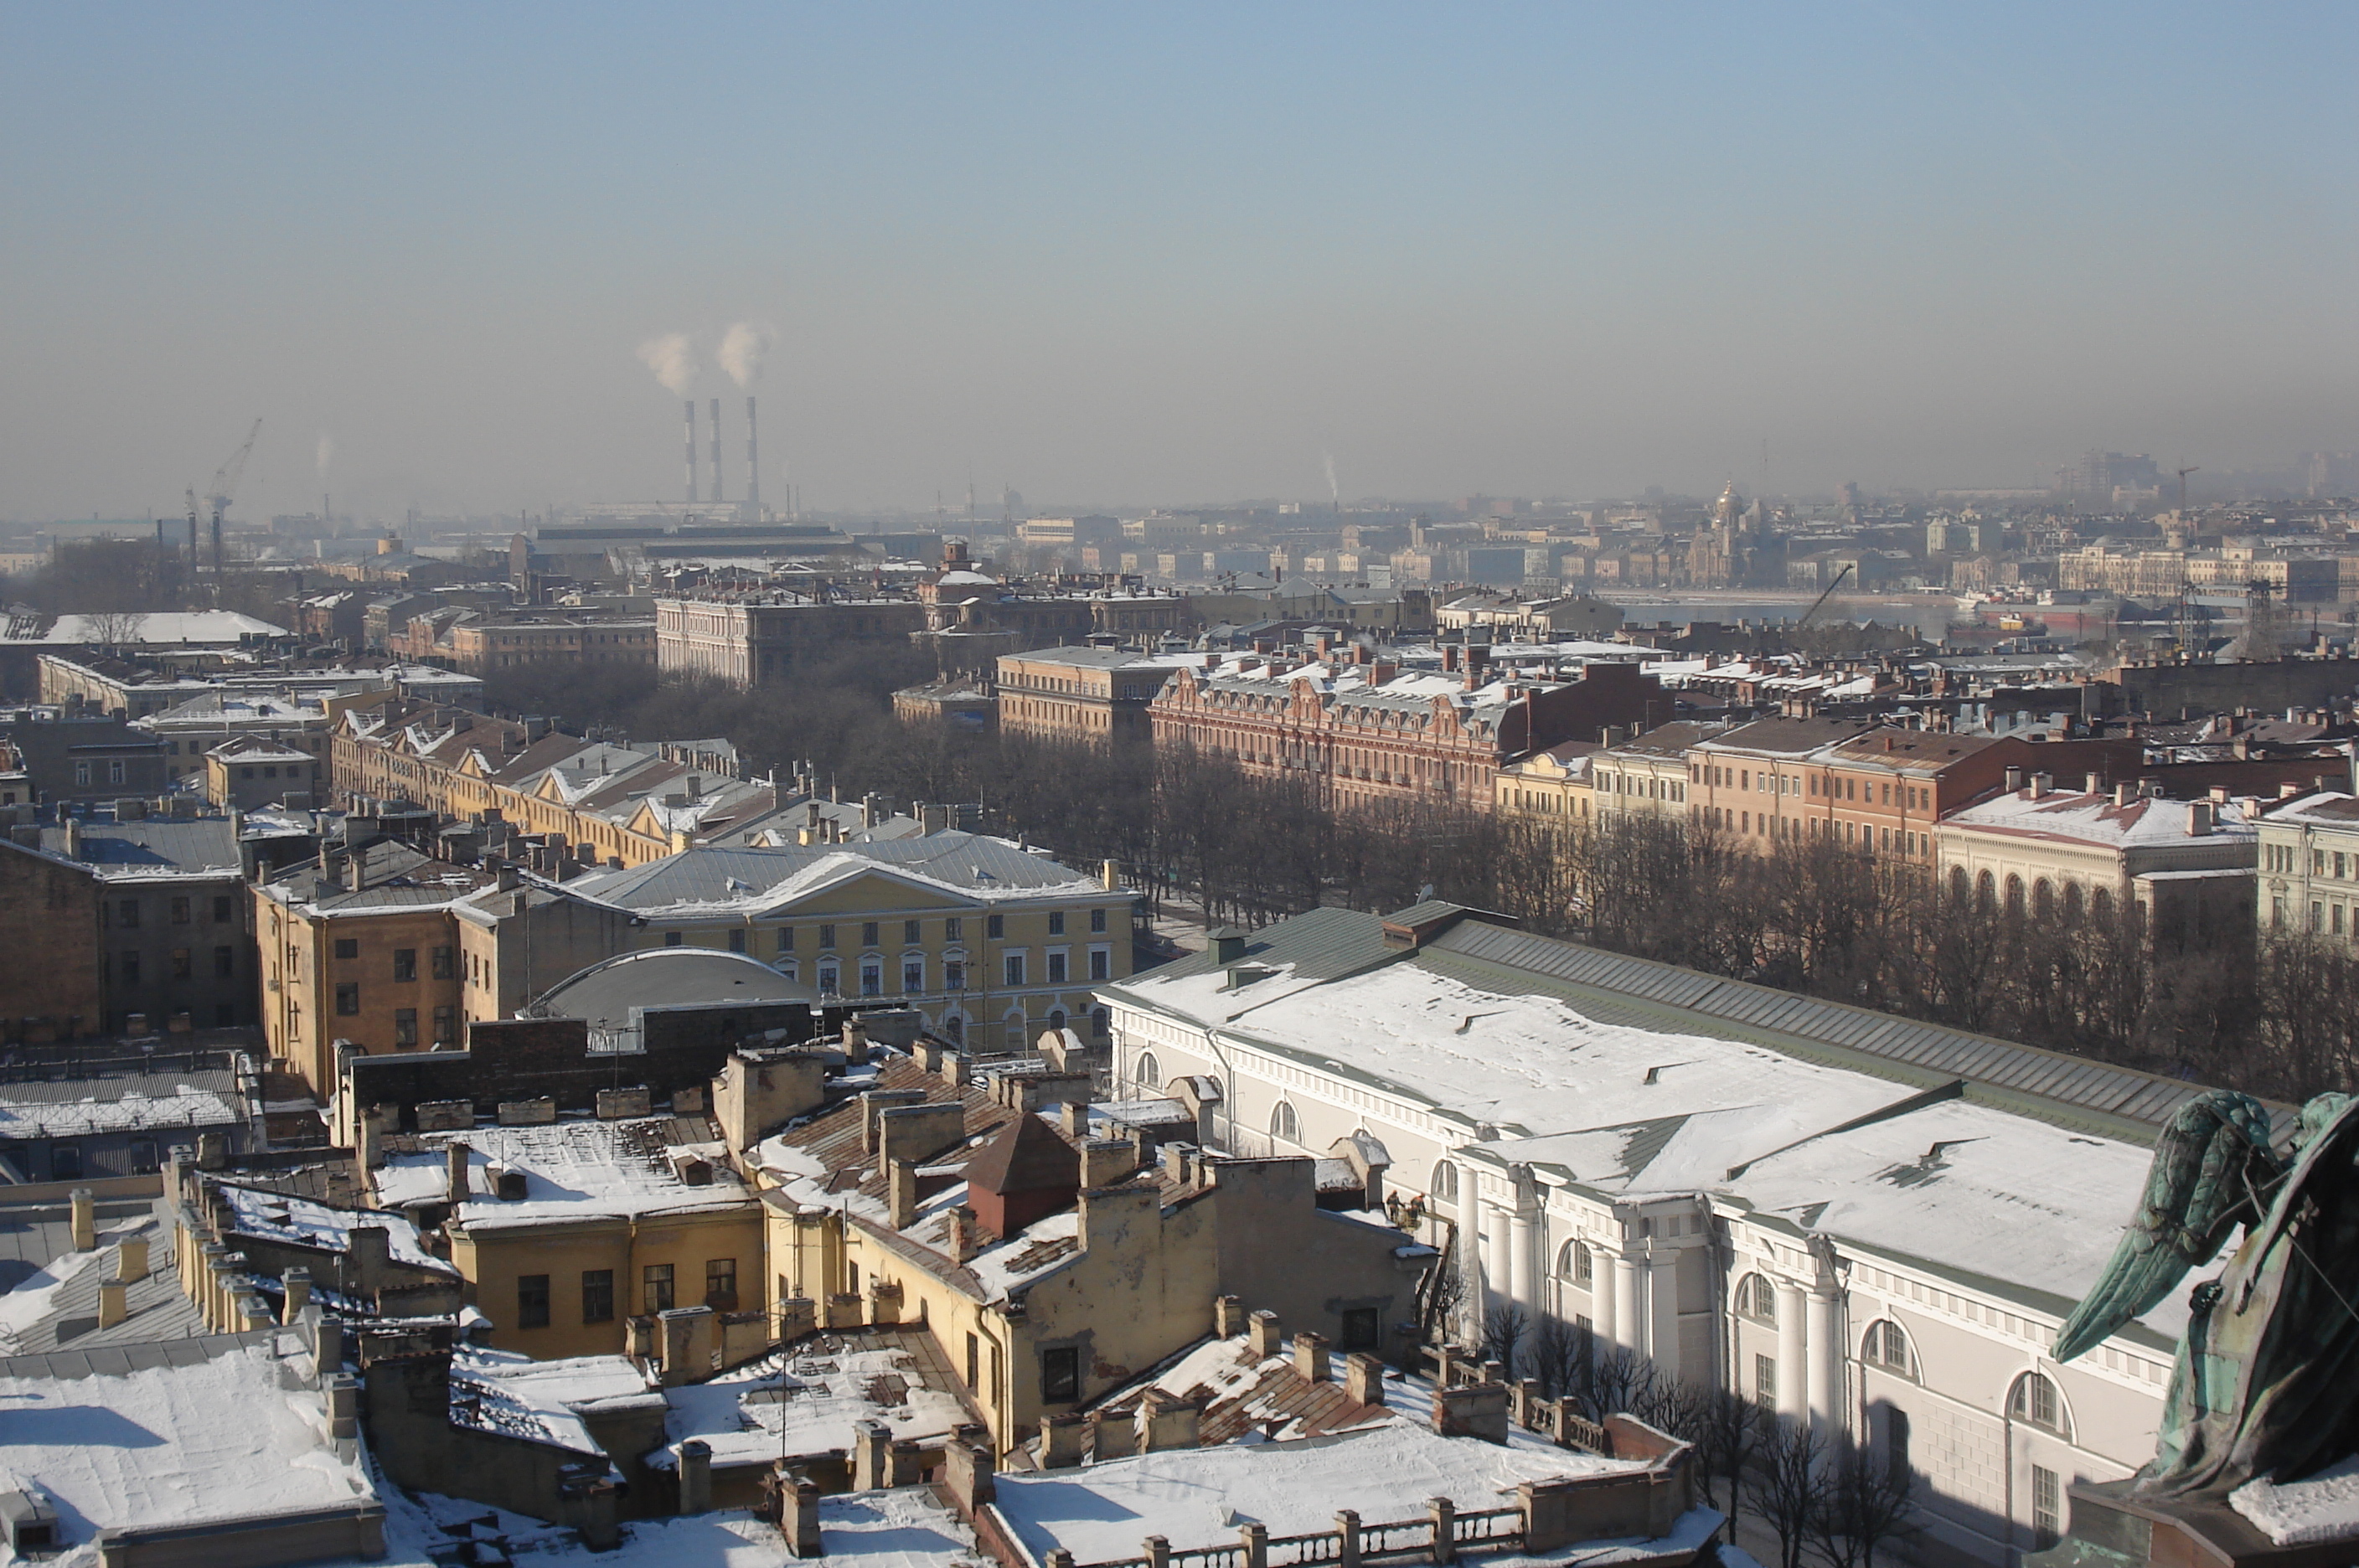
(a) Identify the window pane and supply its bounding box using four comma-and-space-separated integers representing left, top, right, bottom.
581, 1270, 615, 1323
518, 1274, 551, 1328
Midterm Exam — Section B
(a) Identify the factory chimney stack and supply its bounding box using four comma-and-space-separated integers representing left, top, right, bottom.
683, 401, 699, 504
709, 397, 725, 504
745, 395, 761, 514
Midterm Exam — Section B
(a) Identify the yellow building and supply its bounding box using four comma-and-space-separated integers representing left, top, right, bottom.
994, 647, 1193, 747
1493, 741, 1598, 823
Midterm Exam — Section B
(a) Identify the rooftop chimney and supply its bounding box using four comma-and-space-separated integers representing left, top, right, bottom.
2188, 801, 2216, 836
745, 395, 761, 511
2004, 767, 2025, 794
708, 397, 725, 504
684, 401, 699, 505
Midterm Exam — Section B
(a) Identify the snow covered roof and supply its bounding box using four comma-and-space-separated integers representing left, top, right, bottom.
567, 833, 1103, 918
214, 1181, 454, 1276
0, 1069, 247, 1140
657, 1329, 975, 1472
379, 1117, 751, 1228
1941, 787, 2258, 852
990, 1423, 1674, 1565
0, 1334, 374, 1544
11, 611, 288, 645
448, 1345, 660, 1459
1107, 906, 2229, 1344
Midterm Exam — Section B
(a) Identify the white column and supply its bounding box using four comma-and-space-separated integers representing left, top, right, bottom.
1648, 1245, 1682, 1384
1775, 1281, 1808, 1424
1806, 1287, 1841, 1442
1590, 1245, 1618, 1346
1482, 1199, 1514, 1317
1610, 1251, 1642, 1354
1509, 1211, 1537, 1316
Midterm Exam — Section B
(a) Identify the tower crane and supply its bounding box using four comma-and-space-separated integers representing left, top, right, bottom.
204, 419, 262, 575
1794, 561, 1855, 632
2176, 466, 2200, 515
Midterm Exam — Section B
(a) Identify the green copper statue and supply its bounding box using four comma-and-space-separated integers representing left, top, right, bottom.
2054, 1088, 2359, 1497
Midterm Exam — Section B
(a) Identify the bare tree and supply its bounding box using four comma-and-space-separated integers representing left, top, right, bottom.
81, 607, 147, 652
1746, 1418, 1825, 1568
1810, 1436, 1916, 1568
1482, 1302, 1531, 1377
1528, 1314, 1592, 1401
1576, 1343, 1658, 1423
1690, 1384, 1769, 1528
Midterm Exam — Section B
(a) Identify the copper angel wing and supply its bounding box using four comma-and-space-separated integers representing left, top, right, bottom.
2054, 1090, 2281, 1364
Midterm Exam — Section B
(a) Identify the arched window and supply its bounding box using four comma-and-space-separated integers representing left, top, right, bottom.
1862, 1319, 1915, 1379
1090, 1006, 1110, 1039
1430, 1160, 1458, 1204
945, 1015, 963, 1044
1559, 1240, 1595, 1285
1048, 1008, 1067, 1033
2092, 887, 2114, 921
2009, 1372, 2069, 1436
1949, 866, 1970, 905
1736, 1272, 1778, 1325
1268, 1100, 1300, 1143
2062, 882, 2084, 920
2032, 879, 2054, 919
1134, 1050, 1161, 1090
2004, 874, 2026, 916
1975, 869, 1996, 911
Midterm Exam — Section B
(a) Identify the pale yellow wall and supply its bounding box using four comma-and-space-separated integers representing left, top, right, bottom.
454, 1204, 766, 1360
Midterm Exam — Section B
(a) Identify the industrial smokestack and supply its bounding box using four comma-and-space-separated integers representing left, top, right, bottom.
683, 400, 699, 504
745, 395, 761, 513
708, 396, 725, 505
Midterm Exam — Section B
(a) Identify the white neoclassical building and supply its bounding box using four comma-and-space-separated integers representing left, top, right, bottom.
1097, 904, 2228, 1568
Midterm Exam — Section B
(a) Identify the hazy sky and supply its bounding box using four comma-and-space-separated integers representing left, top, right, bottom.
3, 4, 2355, 524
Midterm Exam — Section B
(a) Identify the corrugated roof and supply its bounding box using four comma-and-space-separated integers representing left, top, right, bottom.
1422, 919, 2239, 1138
1133, 905, 1403, 988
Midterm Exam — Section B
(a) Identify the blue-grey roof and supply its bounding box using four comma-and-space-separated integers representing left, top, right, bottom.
43, 818, 240, 876
526, 947, 818, 1025
569, 832, 1100, 912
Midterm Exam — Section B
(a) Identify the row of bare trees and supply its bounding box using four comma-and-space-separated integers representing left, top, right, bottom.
467, 660, 2356, 1105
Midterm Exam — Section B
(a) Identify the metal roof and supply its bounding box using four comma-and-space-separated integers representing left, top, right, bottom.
526, 947, 817, 1025
1422, 918, 2237, 1141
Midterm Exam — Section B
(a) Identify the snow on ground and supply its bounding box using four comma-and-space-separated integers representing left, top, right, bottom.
0, 1340, 369, 1548
992, 1421, 1626, 1562
2234, 1455, 2359, 1547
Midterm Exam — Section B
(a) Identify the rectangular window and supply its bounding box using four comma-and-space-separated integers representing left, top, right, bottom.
1091, 907, 1108, 933
904, 919, 921, 944
945, 917, 962, 941
705, 1257, 738, 1309
582, 1270, 615, 1323
1046, 950, 1068, 983
1753, 1353, 1779, 1402
518, 1274, 551, 1328
75, 761, 90, 786
965, 1332, 980, 1390
213, 895, 234, 922
171, 948, 192, 978
334, 937, 359, 960
861, 921, 880, 946
109, 759, 125, 784
431, 945, 455, 979
643, 1264, 675, 1314
818, 962, 839, 993
987, 914, 1004, 939
1004, 953, 1026, 988
664, 930, 683, 946
1048, 910, 1066, 936
728, 927, 746, 952
945, 960, 966, 991
120, 950, 141, 984
50, 1146, 81, 1180
118, 899, 139, 929
394, 1008, 418, 1046
170, 896, 191, 925
2031, 1465, 2062, 1550
1040, 1345, 1081, 1403
128, 1137, 158, 1174
777, 926, 794, 953
860, 961, 882, 997
1340, 1307, 1381, 1349
392, 947, 417, 982
214, 944, 235, 976
819, 924, 837, 949
432, 1004, 457, 1044
1089, 947, 1111, 982
904, 960, 925, 993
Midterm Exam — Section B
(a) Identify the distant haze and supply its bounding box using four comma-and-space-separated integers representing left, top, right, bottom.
2, 4, 2354, 523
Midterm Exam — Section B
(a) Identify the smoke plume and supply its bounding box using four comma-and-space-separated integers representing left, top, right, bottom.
315, 433, 334, 479
1323, 450, 1340, 506
719, 320, 776, 389
637, 333, 698, 395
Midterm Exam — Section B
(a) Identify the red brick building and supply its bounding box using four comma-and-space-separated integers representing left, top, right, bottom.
1151, 647, 1666, 812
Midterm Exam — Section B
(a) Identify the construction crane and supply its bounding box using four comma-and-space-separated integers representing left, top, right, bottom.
1794, 561, 1856, 632
203, 419, 262, 575
2176, 465, 2200, 515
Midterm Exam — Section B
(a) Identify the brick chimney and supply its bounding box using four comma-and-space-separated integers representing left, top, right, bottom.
446, 1141, 470, 1206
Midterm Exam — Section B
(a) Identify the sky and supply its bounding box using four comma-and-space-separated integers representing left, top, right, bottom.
3, 3, 2355, 524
